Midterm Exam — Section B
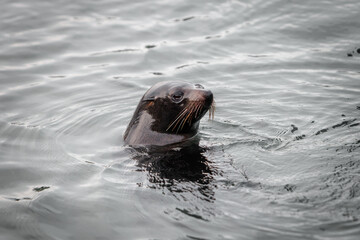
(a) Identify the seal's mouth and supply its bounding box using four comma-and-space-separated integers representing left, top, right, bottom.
166, 97, 215, 133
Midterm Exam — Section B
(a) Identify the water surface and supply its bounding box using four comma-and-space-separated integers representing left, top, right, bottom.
1, 0, 360, 239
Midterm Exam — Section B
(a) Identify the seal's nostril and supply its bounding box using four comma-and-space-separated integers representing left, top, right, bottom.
206, 92, 213, 106
200, 90, 213, 107
195, 84, 204, 89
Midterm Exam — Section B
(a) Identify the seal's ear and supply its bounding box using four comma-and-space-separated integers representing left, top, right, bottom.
143, 95, 156, 101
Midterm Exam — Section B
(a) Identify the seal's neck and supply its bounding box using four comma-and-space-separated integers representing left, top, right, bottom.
124, 111, 189, 146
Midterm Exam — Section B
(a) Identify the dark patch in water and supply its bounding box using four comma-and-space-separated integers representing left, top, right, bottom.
248, 54, 269, 58
331, 160, 360, 199
186, 235, 209, 240
145, 45, 156, 49
7, 197, 32, 202
315, 160, 360, 221
176, 207, 209, 222
294, 196, 310, 203
284, 184, 296, 192
294, 134, 306, 141
315, 128, 328, 135
205, 35, 221, 39
113, 48, 139, 53
176, 64, 190, 69
336, 139, 360, 153
151, 72, 163, 75
49, 75, 66, 78
33, 186, 50, 192
332, 119, 357, 128
183, 16, 195, 21
347, 47, 360, 57
290, 124, 298, 133
315, 119, 357, 135
129, 145, 218, 202
91, 48, 140, 56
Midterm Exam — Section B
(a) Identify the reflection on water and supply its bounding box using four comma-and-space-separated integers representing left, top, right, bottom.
1, 0, 360, 239
131, 145, 216, 202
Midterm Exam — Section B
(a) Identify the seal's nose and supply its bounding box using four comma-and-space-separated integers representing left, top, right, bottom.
203, 90, 213, 108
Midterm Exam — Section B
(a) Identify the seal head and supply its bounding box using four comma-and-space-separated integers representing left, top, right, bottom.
124, 81, 214, 146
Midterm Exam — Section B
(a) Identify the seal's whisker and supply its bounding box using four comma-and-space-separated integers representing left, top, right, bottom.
188, 103, 197, 125
209, 100, 216, 120
167, 98, 212, 133
170, 101, 196, 133
195, 102, 202, 118
174, 115, 186, 132
179, 116, 188, 132
181, 102, 196, 131
167, 108, 188, 132
172, 111, 187, 132
178, 109, 191, 133
185, 103, 196, 126
192, 101, 201, 120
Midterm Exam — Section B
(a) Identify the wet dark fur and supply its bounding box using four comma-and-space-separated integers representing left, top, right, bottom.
124, 81, 214, 146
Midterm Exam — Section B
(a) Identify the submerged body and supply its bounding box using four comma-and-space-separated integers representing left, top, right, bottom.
124, 81, 214, 146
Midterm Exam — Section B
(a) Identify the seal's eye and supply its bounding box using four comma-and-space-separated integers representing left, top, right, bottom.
171, 91, 184, 103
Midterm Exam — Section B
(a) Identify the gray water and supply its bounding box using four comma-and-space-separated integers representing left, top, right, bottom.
1, 0, 360, 239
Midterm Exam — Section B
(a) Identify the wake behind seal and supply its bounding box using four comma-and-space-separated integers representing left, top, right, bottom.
123, 81, 215, 147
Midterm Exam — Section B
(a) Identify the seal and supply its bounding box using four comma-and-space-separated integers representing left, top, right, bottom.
124, 81, 214, 146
